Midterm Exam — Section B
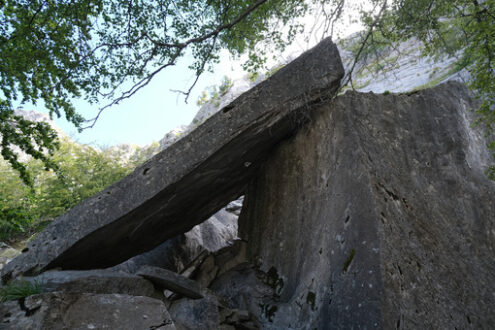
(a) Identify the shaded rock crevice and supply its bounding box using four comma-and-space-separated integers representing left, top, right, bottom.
18, 297, 41, 317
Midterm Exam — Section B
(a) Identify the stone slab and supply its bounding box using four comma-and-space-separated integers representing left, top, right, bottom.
24, 269, 158, 298
138, 265, 204, 299
2, 37, 344, 281
0, 292, 175, 329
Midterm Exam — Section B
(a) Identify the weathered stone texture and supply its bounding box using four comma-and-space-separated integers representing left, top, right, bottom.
0, 292, 175, 329
236, 82, 495, 328
1, 37, 344, 281
168, 291, 221, 330
137, 266, 203, 299
23, 269, 159, 298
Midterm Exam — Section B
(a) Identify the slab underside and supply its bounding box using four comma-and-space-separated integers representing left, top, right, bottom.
1, 38, 344, 281
238, 82, 495, 329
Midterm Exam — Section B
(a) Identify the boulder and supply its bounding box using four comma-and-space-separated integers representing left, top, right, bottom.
23, 269, 159, 298
0, 292, 175, 329
210, 263, 276, 317
109, 205, 239, 274
184, 208, 239, 253
108, 236, 191, 274
138, 266, 204, 299
225, 197, 244, 216
168, 292, 221, 330
219, 308, 260, 330
169, 290, 260, 330
194, 254, 218, 288
235, 82, 495, 328
193, 239, 248, 288
2, 37, 344, 281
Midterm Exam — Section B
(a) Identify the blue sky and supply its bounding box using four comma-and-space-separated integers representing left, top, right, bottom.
38, 51, 245, 148
24, 1, 368, 148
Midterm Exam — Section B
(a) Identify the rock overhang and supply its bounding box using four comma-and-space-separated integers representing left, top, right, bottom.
1, 36, 345, 282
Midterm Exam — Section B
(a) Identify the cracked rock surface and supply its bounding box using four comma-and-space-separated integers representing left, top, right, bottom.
235, 82, 495, 329
0, 293, 176, 329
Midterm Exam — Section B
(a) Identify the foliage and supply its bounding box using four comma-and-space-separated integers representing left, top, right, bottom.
0, 138, 137, 241
2, 0, 495, 183
196, 76, 233, 107
0, 280, 43, 302
0, 0, 311, 183
349, 0, 495, 177
487, 166, 495, 181
0, 206, 35, 241
488, 141, 495, 180
196, 62, 284, 108
344, 29, 391, 61
1, 0, 96, 184
247, 63, 286, 83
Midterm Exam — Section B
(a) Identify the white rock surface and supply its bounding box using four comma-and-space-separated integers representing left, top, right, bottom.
339, 38, 470, 93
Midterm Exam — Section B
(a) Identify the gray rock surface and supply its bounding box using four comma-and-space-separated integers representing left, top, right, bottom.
138, 266, 204, 299
0, 292, 175, 329
210, 263, 276, 319
24, 269, 159, 298
192, 239, 248, 288
339, 37, 470, 94
159, 125, 189, 150
224, 197, 244, 216
219, 308, 260, 330
235, 82, 495, 329
183, 208, 239, 254
167, 289, 259, 330
168, 291, 221, 330
2, 37, 344, 281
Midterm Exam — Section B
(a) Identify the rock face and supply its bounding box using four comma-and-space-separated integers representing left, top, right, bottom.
1, 37, 344, 280
0, 292, 175, 329
168, 291, 221, 330
232, 82, 495, 328
24, 269, 159, 298
339, 38, 469, 94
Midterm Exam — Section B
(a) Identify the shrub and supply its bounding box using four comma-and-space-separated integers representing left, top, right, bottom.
0, 280, 42, 302
196, 76, 233, 107
0, 138, 134, 241
0, 206, 35, 241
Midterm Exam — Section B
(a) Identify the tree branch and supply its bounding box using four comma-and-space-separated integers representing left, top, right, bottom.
342, 0, 388, 89
85, 0, 270, 128
170, 35, 219, 104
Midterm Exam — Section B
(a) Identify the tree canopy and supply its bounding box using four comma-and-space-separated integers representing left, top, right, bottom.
1, 0, 494, 184
0, 0, 310, 184
348, 0, 495, 178
0, 137, 140, 240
